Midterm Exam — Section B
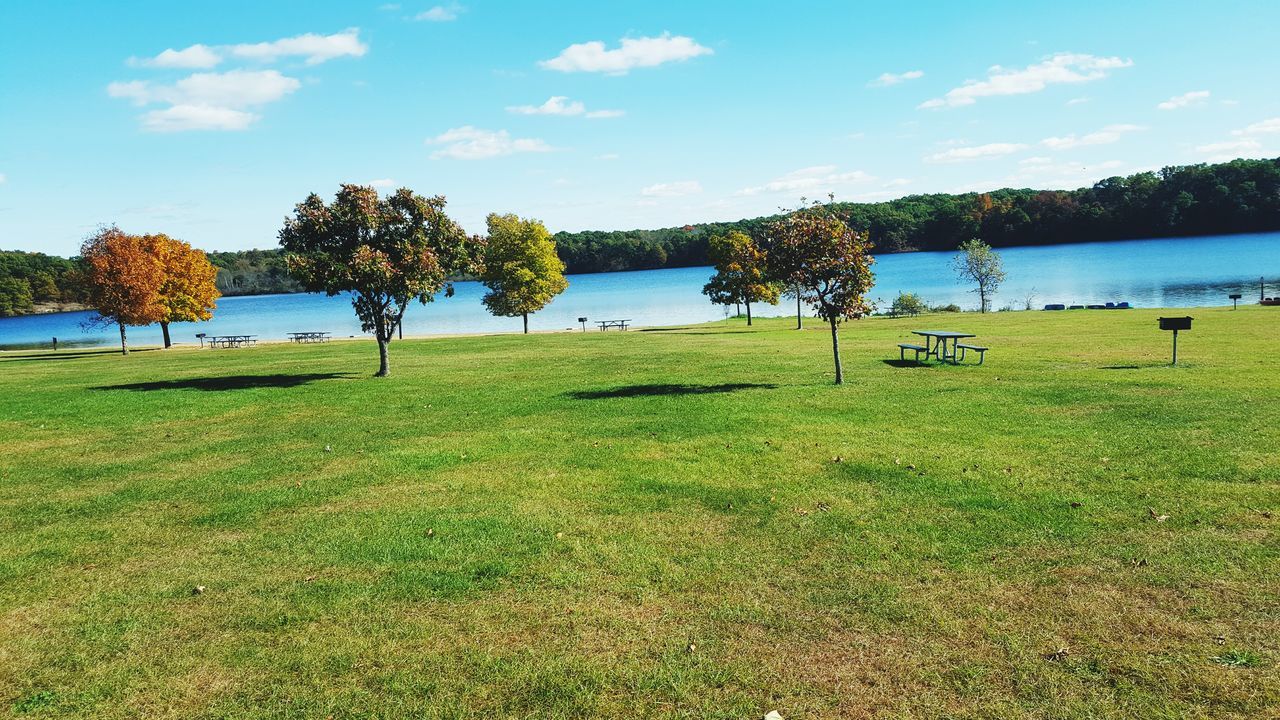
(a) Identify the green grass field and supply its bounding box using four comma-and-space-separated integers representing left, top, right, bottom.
1, 307, 1277, 718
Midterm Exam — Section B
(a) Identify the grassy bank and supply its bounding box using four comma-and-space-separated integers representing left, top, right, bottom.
1, 308, 1276, 718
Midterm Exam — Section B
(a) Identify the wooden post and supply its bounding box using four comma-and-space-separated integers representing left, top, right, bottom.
1172, 328, 1178, 366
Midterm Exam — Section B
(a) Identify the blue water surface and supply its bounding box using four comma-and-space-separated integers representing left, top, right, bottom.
2, 232, 1277, 348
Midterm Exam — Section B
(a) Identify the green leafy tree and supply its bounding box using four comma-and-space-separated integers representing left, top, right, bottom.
479, 214, 569, 333
701, 231, 779, 326
0, 277, 34, 317
768, 200, 875, 385
890, 292, 927, 317
279, 184, 474, 377
952, 238, 1006, 313
29, 272, 60, 303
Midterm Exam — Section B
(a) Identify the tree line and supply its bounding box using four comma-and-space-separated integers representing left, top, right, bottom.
555, 157, 1280, 272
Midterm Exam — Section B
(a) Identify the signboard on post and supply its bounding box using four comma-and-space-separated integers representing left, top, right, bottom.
1158, 316, 1192, 365
1229, 293, 1242, 309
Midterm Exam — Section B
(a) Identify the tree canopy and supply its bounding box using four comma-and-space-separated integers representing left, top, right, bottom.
80, 227, 169, 354
701, 230, 779, 325
768, 200, 876, 385
478, 213, 569, 333
952, 239, 1006, 313
146, 234, 221, 347
279, 184, 475, 377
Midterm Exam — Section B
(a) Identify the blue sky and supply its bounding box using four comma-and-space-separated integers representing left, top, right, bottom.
2, 0, 1278, 256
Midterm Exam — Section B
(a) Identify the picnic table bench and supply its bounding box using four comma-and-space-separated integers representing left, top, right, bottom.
596, 319, 632, 331
287, 332, 331, 343
207, 334, 257, 349
897, 330, 987, 365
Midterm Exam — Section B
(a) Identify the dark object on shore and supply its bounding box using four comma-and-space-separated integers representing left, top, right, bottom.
1068, 305, 1085, 310
578, 316, 588, 331
1086, 304, 1106, 309
1043, 304, 1066, 311
1158, 316, 1193, 365
51, 337, 57, 351
195, 332, 206, 348
1229, 293, 1242, 309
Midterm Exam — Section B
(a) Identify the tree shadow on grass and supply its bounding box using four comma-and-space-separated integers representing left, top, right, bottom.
636, 327, 692, 332
93, 372, 357, 392
1101, 365, 1143, 370
566, 382, 777, 400
881, 359, 926, 368
0, 348, 160, 363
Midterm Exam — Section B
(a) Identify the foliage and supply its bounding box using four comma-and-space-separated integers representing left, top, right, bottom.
206, 248, 302, 296
145, 234, 221, 347
952, 238, 1007, 312
0, 250, 84, 316
479, 214, 569, 333
279, 184, 475, 376
80, 227, 169, 354
701, 230, 780, 325
551, 157, 1280, 273
767, 199, 875, 384
890, 292, 927, 317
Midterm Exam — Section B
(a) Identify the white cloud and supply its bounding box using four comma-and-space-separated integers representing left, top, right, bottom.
540, 33, 712, 74
505, 96, 624, 119
415, 4, 462, 21
883, 178, 911, 187
736, 165, 874, 196
925, 143, 1028, 163
640, 180, 703, 197
1233, 117, 1280, 136
230, 28, 367, 65
108, 70, 301, 132
140, 105, 257, 132
1066, 97, 1090, 106
1040, 123, 1144, 150
919, 52, 1132, 109
368, 178, 397, 188
1157, 90, 1210, 110
507, 96, 585, 116
869, 69, 923, 87
428, 126, 552, 159
129, 44, 221, 69
109, 70, 301, 108
1197, 139, 1265, 162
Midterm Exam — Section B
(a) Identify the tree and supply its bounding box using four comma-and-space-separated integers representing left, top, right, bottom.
890, 292, 927, 317
0, 277, 34, 317
701, 231, 779, 326
279, 184, 474, 377
768, 200, 875, 385
29, 272, 60, 303
80, 227, 167, 354
145, 234, 220, 348
782, 282, 806, 329
952, 238, 1006, 313
478, 213, 569, 333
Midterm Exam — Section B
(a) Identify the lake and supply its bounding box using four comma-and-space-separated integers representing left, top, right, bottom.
2, 232, 1277, 349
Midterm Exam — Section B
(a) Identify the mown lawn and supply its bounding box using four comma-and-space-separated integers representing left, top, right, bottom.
1, 307, 1277, 718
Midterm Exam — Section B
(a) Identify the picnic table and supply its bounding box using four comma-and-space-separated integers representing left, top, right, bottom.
287, 332, 331, 343
207, 334, 257, 349
596, 319, 632, 331
911, 330, 975, 364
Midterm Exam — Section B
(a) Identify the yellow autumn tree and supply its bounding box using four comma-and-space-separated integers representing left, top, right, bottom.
144, 234, 220, 348
80, 227, 167, 355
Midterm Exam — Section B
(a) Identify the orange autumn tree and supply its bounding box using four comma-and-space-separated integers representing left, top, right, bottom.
144, 233, 220, 348
80, 227, 167, 355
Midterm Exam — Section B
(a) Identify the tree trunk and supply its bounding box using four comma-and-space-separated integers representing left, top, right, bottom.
735, 302, 741, 318
796, 293, 803, 330
746, 302, 752, 326
828, 317, 843, 385
523, 313, 529, 334
119, 323, 128, 356
161, 321, 172, 349
375, 334, 390, 377
979, 285, 987, 313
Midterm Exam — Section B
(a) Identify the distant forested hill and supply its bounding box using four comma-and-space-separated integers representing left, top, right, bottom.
3, 157, 1278, 316
553, 157, 1280, 273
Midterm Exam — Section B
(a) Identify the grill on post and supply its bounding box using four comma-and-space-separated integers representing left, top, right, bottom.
1158, 316, 1192, 365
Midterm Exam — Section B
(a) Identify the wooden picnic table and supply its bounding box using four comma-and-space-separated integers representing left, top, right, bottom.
912, 330, 975, 364
596, 319, 632, 331
207, 334, 257, 349
287, 332, 331, 343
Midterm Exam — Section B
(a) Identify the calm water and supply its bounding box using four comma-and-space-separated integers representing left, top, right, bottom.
2, 232, 1277, 349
